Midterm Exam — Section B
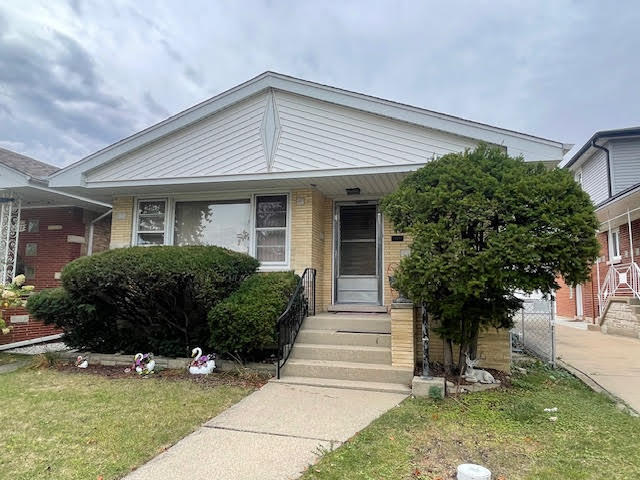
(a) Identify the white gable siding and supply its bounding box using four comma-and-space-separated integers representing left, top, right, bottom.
87, 93, 268, 182
610, 138, 640, 195
579, 148, 609, 205
272, 91, 479, 171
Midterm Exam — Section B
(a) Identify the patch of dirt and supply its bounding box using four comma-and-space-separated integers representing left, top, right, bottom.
55, 362, 270, 389
423, 362, 512, 388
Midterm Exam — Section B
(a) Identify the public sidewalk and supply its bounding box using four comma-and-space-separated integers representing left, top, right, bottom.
556, 324, 640, 413
125, 382, 407, 480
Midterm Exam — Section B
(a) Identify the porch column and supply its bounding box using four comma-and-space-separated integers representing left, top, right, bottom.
0, 192, 21, 284
390, 302, 415, 369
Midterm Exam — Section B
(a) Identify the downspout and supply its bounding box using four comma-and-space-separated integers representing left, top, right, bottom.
87, 210, 112, 256
591, 139, 612, 198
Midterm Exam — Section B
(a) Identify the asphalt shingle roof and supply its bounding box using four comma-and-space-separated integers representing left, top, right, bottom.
0, 147, 59, 179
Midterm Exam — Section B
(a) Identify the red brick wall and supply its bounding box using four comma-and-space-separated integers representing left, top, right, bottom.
0, 207, 111, 346
555, 276, 576, 318
556, 218, 640, 323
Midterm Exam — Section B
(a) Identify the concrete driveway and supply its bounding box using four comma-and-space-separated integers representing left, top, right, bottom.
556, 324, 640, 413
125, 382, 407, 480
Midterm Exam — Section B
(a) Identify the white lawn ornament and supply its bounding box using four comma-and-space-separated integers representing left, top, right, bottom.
189, 347, 216, 375
75, 355, 88, 368
133, 353, 155, 375
457, 463, 491, 480
464, 353, 497, 384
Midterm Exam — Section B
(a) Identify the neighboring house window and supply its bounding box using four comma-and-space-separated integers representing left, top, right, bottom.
25, 265, 35, 280
255, 195, 288, 264
609, 228, 621, 262
173, 200, 251, 253
574, 170, 583, 187
569, 286, 573, 299
27, 219, 39, 233
25, 243, 37, 257
135, 199, 167, 245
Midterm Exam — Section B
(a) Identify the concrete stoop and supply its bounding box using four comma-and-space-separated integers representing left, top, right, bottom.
279, 312, 413, 393
601, 296, 640, 339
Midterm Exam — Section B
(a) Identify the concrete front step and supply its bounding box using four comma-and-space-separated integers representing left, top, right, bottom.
327, 304, 388, 313
303, 313, 391, 333
291, 343, 391, 364
281, 358, 413, 384
296, 329, 391, 347
273, 376, 411, 394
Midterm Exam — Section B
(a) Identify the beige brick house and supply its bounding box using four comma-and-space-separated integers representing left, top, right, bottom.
48, 72, 568, 390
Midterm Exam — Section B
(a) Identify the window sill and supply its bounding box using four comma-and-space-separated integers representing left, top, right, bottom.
258, 264, 292, 273
607, 257, 622, 265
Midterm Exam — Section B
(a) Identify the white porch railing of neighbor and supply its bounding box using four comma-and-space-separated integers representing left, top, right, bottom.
599, 262, 640, 308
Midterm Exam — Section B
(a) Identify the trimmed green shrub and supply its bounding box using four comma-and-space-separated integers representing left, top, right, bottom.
209, 271, 299, 359
29, 246, 259, 356
26, 288, 110, 352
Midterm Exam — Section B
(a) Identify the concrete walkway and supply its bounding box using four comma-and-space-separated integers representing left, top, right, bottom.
125, 382, 407, 480
556, 324, 640, 413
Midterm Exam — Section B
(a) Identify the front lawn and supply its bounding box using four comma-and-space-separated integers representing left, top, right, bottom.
0, 362, 254, 480
302, 362, 640, 480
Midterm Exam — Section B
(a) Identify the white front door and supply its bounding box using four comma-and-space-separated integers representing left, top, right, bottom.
576, 284, 584, 317
334, 202, 382, 304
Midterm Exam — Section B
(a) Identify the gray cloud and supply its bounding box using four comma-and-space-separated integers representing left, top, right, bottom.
0, 0, 639, 167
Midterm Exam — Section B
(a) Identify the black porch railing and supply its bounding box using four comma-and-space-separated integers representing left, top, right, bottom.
276, 267, 316, 379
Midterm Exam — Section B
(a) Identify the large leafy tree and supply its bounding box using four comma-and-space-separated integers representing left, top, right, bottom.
382, 144, 599, 373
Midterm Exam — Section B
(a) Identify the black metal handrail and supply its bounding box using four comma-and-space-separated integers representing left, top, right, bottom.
276, 267, 316, 378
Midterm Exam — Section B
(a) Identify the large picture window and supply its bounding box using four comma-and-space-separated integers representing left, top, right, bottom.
174, 200, 251, 253
133, 194, 289, 266
255, 195, 287, 263
135, 199, 166, 245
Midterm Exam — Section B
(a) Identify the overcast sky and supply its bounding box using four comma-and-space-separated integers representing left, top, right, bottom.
1, 1, 639, 167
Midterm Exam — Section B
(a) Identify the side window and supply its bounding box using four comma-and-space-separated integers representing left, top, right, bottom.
135, 199, 167, 246
254, 195, 288, 264
609, 228, 621, 261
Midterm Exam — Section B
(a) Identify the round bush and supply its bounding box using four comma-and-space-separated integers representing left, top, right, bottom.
30, 246, 259, 356
209, 271, 299, 359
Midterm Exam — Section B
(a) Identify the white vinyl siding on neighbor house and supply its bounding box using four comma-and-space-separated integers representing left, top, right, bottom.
579, 148, 609, 205
133, 193, 290, 268
610, 138, 640, 195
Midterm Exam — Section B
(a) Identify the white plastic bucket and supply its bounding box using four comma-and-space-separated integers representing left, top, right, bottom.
457, 463, 491, 480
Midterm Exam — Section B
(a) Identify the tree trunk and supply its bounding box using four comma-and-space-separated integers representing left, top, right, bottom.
443, 338, 454, 375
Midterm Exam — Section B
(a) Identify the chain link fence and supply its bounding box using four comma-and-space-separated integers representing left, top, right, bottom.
511, 298, 556, 366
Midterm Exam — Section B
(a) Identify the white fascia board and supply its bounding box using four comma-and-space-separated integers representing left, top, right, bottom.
84, 163, 426, 189
50, 71, 566, 187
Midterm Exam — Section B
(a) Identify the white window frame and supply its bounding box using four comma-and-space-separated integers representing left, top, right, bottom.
131, 192, 291, 270
609, 227, 621, 263
252, 193, 291, 270
574, 169, 583, 187
133, 198, 169, 246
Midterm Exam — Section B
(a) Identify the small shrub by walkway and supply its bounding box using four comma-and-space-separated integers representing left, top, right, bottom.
0, 360, 254, 480
302, 362, 640, 480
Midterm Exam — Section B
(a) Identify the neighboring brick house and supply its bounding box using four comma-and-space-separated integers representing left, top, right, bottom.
0, 148, 111, 346
557, 127, 640, 339
46, 72, 568, 383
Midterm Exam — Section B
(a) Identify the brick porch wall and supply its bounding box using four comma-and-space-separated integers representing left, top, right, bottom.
1, 207, 111, 346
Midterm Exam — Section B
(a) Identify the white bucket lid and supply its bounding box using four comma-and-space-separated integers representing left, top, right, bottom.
457, 463, 491, 480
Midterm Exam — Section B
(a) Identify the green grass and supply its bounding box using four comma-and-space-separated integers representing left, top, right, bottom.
0, 367, 252, 480
0, 352, 30, 366
302, 362, 640, 480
